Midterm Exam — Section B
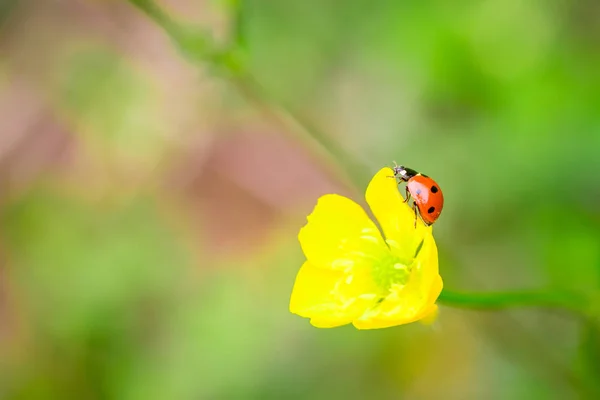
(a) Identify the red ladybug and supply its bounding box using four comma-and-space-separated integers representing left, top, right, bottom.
392, 164, 444, 227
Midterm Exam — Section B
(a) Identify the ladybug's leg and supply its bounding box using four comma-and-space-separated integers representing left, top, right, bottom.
404, 186, 411, 203
412, 202, 418, 229
387, 175, 403, 185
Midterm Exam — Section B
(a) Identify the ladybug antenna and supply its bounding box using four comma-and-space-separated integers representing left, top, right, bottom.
392, 162, 405, 174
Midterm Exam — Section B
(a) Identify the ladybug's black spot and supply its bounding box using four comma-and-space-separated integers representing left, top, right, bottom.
427, 206, 435, 214
430, 185, 439, 193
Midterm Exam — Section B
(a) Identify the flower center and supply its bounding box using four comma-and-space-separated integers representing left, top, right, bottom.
371, 252, 412, 291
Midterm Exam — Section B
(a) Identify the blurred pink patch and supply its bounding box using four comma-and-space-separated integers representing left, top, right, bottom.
172, 129, 351, 259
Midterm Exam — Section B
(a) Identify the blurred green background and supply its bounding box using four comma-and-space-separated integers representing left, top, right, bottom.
0, 0, 599, 398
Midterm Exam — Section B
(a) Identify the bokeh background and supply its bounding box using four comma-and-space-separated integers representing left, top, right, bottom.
1, 0, 599, 398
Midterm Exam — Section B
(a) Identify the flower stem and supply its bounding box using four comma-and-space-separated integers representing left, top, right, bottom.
438, 289, 590, 320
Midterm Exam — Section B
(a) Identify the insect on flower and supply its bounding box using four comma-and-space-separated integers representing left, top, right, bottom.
289, 167, 443, 329
392, 163, 444, 228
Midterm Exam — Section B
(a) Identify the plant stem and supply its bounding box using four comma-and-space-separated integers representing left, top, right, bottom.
438, 289, 590, 320
128, 0, 372, 192
128, 0, 182, 41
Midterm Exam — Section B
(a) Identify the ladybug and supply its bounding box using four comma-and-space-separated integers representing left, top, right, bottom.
392, 164, 444, 227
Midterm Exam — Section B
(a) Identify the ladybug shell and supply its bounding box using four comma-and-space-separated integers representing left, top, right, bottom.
406, 175, 444, 225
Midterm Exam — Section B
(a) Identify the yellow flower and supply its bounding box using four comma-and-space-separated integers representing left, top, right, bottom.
289, 167, 443, 329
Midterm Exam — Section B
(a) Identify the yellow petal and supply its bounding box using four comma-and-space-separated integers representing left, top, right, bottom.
352, 234, 443, 329
365, 167, 430, 260
406, 233, 442, 305
290, 262, 379, 328
425, 273, 444, 308
298, 194, 387, 271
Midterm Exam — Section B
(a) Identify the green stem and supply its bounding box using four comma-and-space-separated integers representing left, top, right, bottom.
439, 289, 590, 320
128, 0, 372, 192
129, 0, 182, 41
129, 0, 218, 64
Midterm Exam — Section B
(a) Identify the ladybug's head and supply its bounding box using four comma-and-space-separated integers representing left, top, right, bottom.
392, 164, 418, 182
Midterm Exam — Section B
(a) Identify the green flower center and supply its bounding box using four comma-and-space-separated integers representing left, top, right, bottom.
371, 252, 412, 291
